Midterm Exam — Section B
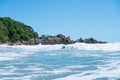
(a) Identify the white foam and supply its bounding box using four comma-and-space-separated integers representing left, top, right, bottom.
0, 51, 36, 61
0, 44, 63, 51
1, 43, 120, 52
0, 43, 120, 61
65, 42, 120, 51
0, 74, 39, 80
51, 65, 84, 74
0, 64, 44, 80
55, 61, 120, 80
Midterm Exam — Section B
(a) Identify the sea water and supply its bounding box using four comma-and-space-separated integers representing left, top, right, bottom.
0, 43, 120, 80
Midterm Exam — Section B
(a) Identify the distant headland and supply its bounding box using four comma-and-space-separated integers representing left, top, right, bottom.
0, 17, 107, 45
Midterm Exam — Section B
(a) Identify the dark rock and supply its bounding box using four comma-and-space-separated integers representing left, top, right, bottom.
67, 40, 75, 44
76, 37, 107, 44
84, 38, 107, 44
41, 36, 62, 44
38, 34, 75, 45
78, 38, 84, 42
61, 46, 66, 49
57, 34, 66, 39
10, 34, 107, 45
34, 38, 41, 44
57, 34, 66, 44
22, 39, 40, 45
84, 38, 98, 43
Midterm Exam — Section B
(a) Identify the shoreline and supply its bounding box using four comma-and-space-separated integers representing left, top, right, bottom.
0, 42, 120, 52
0, 42, 108, 46
0, 17, 107, 45
0, 34, 107, 45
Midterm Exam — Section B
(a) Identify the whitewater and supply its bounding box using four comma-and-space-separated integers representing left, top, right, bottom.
0, 43, 120, 80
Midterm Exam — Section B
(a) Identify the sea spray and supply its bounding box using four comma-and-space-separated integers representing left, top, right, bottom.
1, 43, 120, 51
0, 43, 120, 80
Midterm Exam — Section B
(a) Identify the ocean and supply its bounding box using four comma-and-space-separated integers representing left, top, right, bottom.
0, 43, 120, 80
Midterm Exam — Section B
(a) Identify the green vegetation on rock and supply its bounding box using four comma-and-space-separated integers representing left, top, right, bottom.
0, 17, 38, 43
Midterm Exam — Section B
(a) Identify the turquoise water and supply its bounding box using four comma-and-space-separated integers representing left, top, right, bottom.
0, 44, 120, 80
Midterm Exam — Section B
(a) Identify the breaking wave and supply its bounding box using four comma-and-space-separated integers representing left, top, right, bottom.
0, 43, 120, 80
0, 42, 120, 52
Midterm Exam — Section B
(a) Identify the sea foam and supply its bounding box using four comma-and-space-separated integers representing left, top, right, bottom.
1, 43, 120, 52
0, 43, 120, 80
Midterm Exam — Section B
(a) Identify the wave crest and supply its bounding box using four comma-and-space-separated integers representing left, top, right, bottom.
0, 43, 120, 51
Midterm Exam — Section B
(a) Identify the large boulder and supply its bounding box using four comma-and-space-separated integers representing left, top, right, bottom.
56, 34, 66, 39
22, 38, 41, 45
76, 37, 107, 44
39, 34, 75, 45
56, 34, 66, 44
39, 36, 61, 44
77, 38, 84, 42
84, 38, 98, 43
84, 38, 107, 44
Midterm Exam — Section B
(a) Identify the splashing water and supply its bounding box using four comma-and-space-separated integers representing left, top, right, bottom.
0, 43, 120, 80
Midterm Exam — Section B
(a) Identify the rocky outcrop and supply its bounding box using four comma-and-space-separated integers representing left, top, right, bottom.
7, 34, 107, 45
39, 34, 75, 45
22, 39, 41, 45
76, 37, 107, 44
21, 34, 75, 45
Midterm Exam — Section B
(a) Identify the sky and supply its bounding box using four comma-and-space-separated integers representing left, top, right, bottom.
0, 0, 120, 42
